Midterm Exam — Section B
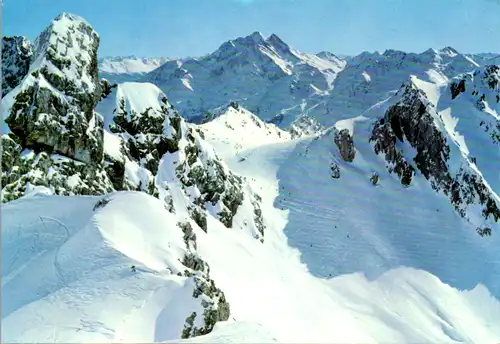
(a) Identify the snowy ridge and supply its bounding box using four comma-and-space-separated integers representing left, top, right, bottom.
99, 56, 170, 75
98, 56, 170, 84
198, 103, 291, 160
2, 192, 229, 342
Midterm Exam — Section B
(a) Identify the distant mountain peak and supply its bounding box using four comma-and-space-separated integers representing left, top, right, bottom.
235, 31, 265, 45
439, 46, 459, 56
52, 12, 92, 30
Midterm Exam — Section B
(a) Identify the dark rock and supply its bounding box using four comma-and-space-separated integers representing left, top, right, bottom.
2, 36, 33, 95
334, 129, 356, 162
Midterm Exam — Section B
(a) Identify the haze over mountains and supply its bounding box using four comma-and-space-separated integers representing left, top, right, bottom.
2, 12, 500, 343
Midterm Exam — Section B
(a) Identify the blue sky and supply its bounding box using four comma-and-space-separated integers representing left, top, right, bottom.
2, 0, 500, 58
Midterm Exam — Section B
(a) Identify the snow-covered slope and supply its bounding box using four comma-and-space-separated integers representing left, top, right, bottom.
98, 56, 169, 83
198, 102, 291, 159
3, 187, 500, 343
2, 192, 230, 342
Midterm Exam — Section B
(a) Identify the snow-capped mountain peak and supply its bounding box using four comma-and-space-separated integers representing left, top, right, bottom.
144, 32, 347, 128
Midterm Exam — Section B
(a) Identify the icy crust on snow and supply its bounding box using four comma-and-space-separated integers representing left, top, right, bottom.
2, 192, 230, 342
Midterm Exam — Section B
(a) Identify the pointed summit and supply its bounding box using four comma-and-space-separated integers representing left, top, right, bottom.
266, 33, 293, 55
54, 12, 89, 24
439, 46, 459, 57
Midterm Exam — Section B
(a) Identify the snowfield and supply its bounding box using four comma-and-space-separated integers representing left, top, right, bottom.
3, 86, 500, 344
3, 190, 500, 343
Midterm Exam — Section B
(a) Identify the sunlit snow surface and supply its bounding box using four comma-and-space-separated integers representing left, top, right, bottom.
3, 82, 500, 343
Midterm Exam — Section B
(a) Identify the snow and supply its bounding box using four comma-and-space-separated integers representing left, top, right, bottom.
334, 115, 368, 135
116, 82, 166, 117
199, 105, 291, 160
410, 75, 441, 107
163, 321, 277, 343
362, 71, 371, 82
2, 192, 206, 343
4, 116, 500, 343
103, 130, 123, 161
99, 56, 169, 75
439, 108, 470, 156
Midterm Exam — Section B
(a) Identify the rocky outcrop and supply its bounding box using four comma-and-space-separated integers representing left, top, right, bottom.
2, 36, 33, 95
330, 162, 340, 179
5, 13, 104, 165
370, 80, 500, 234
178, 221, 230, 339
1, 134, 113, 202
334, 129, 356, 162
1, 13, 115, 202
101, 83, 266, 240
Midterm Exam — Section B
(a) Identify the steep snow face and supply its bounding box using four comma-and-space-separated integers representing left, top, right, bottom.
369, 79, 500, 236
198, 103, 291, 160
144, 32, 346, 129
1, 36, 33, 96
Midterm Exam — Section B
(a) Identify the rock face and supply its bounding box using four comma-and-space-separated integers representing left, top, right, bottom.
1, 133, 113, 202
334, 129, 356, 162
370, 80, 500, 234
178, 221, 230, 339
5, 13, 103, 164
98, 82, 266, 239
2, 36, 33, 95
1, 13, 114, 202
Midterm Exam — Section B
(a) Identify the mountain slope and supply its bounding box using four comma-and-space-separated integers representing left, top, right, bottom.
198, 73, 500, 296
2, 192, 230, 342
1, 13, 115, 202
3, 183, 500, 343
144, 32, 345, 129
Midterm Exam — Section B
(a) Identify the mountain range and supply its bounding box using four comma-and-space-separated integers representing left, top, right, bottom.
2, 12, 500, 343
